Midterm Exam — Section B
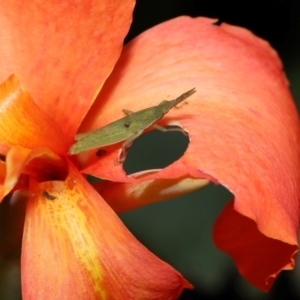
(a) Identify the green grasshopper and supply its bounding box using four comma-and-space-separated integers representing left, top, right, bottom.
69, 88, 196, 163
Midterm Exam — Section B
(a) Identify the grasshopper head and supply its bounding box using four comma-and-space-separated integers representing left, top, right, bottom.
155, 89, 196, 117
158, 100, 174, 114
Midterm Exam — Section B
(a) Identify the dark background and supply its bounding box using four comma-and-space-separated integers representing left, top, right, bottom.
1, 1, 300, 299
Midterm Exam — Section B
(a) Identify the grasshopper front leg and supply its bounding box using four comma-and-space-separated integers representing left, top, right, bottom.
115, 129, 144, 164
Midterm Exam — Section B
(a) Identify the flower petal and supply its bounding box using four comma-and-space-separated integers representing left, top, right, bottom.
213, 201, 298, 291
94, 178, 208, 213
3, 145, 67, 199
79, 17, 300, 289
22, 160, 192, 299
0, 0, 135, 140
0, 75, 68, 155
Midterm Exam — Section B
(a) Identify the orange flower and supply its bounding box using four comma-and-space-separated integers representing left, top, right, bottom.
0, 1, 192, 299
0, 1, 299, 299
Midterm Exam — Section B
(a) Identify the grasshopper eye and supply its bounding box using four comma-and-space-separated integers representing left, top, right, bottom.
124, 122, 130, 128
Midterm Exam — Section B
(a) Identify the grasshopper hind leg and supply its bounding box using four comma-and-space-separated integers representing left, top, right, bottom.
115, 129, 144, 164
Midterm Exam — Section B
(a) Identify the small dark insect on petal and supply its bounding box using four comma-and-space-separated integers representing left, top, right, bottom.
124, 122, 130, 128
96, 149, 107, 157
0, 154, 6, 162
43, 191, 56, 200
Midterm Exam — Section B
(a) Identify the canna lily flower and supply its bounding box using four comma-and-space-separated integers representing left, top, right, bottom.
0, 1, 299, 300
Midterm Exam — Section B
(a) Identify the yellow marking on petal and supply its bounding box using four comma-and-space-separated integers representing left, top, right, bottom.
37, 178, 107, 299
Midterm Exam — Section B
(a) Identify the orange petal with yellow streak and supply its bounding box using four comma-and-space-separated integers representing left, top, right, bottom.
0, 75, 68, 155
22, 160, 192, 300
0, 0, 135, 140
213, 201, 298, 291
